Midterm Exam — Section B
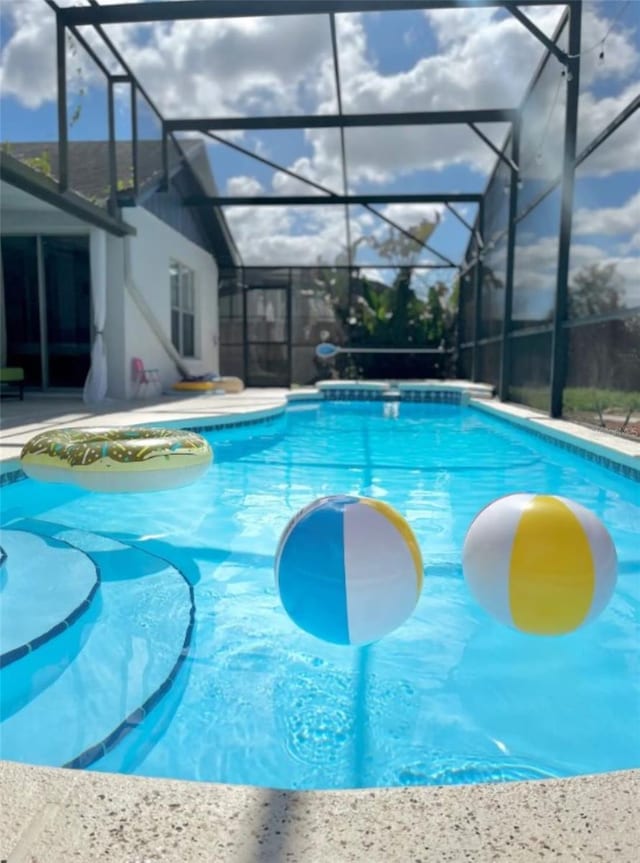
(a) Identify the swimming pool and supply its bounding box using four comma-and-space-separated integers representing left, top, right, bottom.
0, 400, 638, 789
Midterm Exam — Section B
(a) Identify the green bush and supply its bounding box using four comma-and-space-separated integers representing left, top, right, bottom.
508, 387, 549, 412
563, 387, 639, 429
562, 388, 640, 414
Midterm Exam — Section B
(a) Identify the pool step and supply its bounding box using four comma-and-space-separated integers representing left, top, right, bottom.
0, 528, 99, 668
0, 519, 193, 769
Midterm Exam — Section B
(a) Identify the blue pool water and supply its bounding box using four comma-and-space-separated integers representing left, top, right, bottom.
0, 401, 638, 789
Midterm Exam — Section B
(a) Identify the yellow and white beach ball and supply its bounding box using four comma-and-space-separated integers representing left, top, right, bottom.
462, 494, 617, 636
275, 495, 423, 645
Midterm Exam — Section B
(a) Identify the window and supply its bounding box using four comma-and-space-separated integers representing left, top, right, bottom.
170, 260, 196, 357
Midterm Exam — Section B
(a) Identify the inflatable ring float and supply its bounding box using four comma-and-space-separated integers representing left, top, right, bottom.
20, 427, 212, 493
172, 376, 244, 394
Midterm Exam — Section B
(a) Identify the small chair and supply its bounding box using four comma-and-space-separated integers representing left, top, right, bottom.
131, 357, 161, 398
0, 367, 24, 400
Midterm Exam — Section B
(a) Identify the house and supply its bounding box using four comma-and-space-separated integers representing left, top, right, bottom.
0, 139, 240, 399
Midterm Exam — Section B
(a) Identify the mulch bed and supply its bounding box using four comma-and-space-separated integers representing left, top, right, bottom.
568, 414, 640, 441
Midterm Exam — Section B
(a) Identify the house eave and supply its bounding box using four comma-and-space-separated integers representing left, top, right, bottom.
0, 153, 136, 238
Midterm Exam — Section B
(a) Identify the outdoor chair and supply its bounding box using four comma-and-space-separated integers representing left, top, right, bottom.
131, 357, 161, 398
0, 367, 24, 400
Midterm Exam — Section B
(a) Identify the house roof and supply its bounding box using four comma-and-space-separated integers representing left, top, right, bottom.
3, 139, 240, 266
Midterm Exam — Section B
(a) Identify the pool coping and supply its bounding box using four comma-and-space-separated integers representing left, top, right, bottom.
0, 761, 638, 862
1, 387, 639, 861
469, 399, 640, 480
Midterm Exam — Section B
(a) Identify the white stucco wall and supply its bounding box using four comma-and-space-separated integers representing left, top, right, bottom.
117, 206, 220, 399
1, 190, 220, 400
104, 233, 127, 399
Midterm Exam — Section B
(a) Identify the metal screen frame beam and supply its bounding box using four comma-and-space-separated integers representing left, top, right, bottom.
444, 203, 475, 233
61, 1, 568, 27
202, 133, 455, 265
131, 83, 139, 196
166, 109, 517, 133
468, 123, 518, 173
83, 0, 182, 191
498, 117, 521, 401
328, 13, 353, 275
550, 1, 581, 418
107, 78, 118, 215
471, 201, 485, 382
576, 93, 640, 167
183, 194, 482, 206
56, 15, 68, 192
506, 5, 568, 64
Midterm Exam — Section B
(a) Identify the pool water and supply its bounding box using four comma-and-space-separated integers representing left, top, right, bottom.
0, 401, 638, 789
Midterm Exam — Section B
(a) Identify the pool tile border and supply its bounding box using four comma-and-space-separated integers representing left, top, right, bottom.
470, 400, 639, 482
0, 529, 101, 669
518, 423, 639, 481
181, 411, 283, 433
63, 543, 196, 772
319, 387, 465, 404
0, 467, 27, 487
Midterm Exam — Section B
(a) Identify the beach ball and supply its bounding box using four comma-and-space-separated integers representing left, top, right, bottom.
275, 495, 423, 645
462, 494, 617, 635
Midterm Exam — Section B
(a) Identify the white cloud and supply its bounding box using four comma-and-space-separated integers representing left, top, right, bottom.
578, 5, 638, 89
0, 0, 57, 108
1, 1, 637, 266
225, 204, 348, 266
371, 203, 444, 231
576, 86, 640, 172
225, 175, 264, 196
573, 190, 640, 245
112, 14, 334, 119
358, 267, 386, 284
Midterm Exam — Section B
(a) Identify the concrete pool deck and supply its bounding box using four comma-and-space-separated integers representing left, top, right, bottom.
1, 385, 639, 861
1, 761, 638, 863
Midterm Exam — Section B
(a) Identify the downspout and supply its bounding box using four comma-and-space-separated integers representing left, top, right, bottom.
123, 234, 191, 379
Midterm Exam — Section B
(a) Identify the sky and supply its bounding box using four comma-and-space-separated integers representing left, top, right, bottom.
0, 0, 638, 313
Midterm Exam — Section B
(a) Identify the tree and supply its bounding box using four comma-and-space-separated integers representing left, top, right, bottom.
347, 219, 456, 377
568, 262, 622, 318
309, 217, 458, 378
564, 263, 639, 428
367, 217, 439, 267
362, 217, 454, 349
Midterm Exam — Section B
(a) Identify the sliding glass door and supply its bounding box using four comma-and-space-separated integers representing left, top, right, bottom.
1, 236, 42, 385
42, 237, 91, 387
1, 235, 91, 389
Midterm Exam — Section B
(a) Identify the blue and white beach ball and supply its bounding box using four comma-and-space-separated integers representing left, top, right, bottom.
275, 495, 423, 645
463, 493, 617, 635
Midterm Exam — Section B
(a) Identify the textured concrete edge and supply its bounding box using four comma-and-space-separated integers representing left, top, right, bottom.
0, 761, 638, 863
145, 403, 287, 430
471, 398, 640, 474
0, 402, 290, 475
